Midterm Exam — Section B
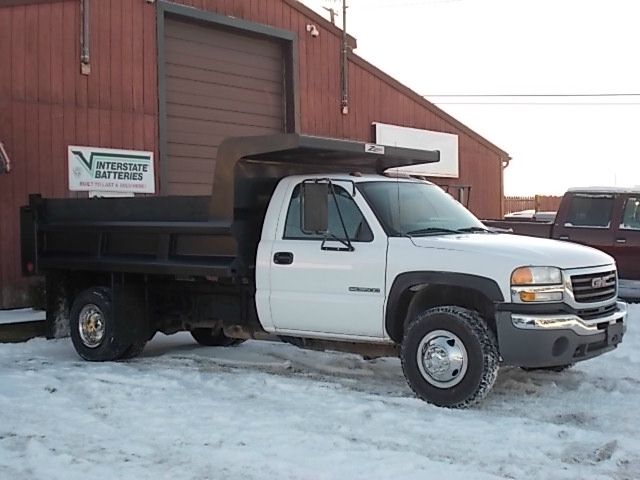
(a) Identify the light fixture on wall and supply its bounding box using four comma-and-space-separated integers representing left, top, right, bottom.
0, 141, 11, 174
306, 24, 320, 38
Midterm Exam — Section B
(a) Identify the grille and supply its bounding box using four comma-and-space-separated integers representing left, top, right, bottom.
571, 270, 617, 303
577, 302, 617, 321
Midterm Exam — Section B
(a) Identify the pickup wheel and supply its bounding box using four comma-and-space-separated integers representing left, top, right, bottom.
190, 327, 245, 347
401, 306, 499, 408
69, 287, 130, 361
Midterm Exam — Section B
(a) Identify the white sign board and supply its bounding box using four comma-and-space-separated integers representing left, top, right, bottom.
374, 122, 459, 178
68, 146, 155, 194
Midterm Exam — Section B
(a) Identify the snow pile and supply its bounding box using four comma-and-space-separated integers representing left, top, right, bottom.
0, 307, 639, 479
0, 309, 45, 326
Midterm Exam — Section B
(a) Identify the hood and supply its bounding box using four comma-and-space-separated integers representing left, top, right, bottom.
409, 233, 614, 270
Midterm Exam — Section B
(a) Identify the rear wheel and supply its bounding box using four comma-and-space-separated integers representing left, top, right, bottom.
70, 287, 129, 361
401, 306, 499, 408
190, 327, 245, 347
70, 286, 148, 361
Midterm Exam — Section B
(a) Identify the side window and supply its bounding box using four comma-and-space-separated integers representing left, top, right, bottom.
284, 184, 373, 242
565, 195, 614, 228
620, 197, 640, 230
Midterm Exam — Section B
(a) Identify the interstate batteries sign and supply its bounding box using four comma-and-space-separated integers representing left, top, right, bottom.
68, 146, 155, 194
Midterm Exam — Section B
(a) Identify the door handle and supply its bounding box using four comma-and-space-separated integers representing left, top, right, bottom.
559, 236, 570, 241
273, 251, 294, 265
616, 238, 627, 244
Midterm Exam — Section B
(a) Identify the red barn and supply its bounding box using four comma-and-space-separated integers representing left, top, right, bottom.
0, 0, 509, 308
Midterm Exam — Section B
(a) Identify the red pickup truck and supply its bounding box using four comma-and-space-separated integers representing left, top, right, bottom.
486, 187, 640, 293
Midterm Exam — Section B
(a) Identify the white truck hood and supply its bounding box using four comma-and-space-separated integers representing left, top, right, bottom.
409, 233, 614, 270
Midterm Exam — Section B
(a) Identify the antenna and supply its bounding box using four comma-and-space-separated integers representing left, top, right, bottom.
323, 6, 337, 25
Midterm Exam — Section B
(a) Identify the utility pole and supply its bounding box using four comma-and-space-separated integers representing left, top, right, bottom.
340, 0, 349, 114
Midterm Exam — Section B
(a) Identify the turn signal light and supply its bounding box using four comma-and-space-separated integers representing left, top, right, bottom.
519, 291, 537, 302
515, 289, 563, 303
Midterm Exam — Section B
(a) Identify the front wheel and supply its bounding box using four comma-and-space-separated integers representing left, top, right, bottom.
401, 306, 499, 408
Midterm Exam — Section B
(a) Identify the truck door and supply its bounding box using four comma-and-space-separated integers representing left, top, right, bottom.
612, 194, 640, 280
552, 193, 617, 258
268, 182, 387, 338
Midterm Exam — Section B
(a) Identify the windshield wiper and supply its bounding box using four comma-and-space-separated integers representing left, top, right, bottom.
406, 226, 493, 237
405, 227, 461, 237
456, 226, 493, 233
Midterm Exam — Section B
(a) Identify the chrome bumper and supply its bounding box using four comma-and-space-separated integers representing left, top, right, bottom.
511, 301, 627, 336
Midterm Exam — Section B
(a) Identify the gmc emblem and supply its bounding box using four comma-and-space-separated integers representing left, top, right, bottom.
592, 276, 613, 289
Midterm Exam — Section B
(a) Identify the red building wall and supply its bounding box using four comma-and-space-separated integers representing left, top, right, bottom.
0, 0, 507, 308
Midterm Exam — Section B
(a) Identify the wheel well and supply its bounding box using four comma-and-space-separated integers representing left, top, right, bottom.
388, 284, 497, 343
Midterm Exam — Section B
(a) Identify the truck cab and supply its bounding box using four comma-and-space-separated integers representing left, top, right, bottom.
21, 134, 627, 408
259, 173, 626, 373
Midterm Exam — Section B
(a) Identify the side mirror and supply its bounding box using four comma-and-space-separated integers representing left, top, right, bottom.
301, 182, 329, 234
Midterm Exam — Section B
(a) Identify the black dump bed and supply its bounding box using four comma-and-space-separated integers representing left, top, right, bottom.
21, 134, 439, 280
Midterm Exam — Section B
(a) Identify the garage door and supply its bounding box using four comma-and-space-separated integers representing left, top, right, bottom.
163, 17, 286, 195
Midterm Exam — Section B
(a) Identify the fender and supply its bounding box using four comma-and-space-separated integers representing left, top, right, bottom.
385, 271, 504, 342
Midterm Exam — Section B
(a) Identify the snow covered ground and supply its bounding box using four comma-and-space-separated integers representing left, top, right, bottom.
0, 308, 638, 480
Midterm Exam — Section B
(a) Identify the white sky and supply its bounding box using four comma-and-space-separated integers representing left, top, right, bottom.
300, 0, 640, 195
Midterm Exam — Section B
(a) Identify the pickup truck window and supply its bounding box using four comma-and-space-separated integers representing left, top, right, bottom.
565, 194, 614, 228
358, 181, 485, 236
620, 197, 640, 230
284, 184, 373, 242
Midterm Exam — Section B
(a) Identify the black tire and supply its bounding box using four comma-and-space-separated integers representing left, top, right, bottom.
401, 306, 499, 408
521, 364, 574, 373
69, 287, 130, 361
190, 327, 245, 347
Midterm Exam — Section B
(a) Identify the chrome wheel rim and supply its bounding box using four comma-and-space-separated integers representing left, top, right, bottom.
78, 304, 105, 348
416, 329, 468, 388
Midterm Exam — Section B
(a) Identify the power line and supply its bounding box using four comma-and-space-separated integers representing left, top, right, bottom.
431, 102, 640, 105
324, 0, 463, 8
372, 0, 463, 7
424, 93, 640, 98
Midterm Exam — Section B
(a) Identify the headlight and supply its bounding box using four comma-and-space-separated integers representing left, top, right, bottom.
511, 266, 562, 286
511, 266, 563, 303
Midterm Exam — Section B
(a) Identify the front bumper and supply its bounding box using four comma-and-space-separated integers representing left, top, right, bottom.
496, 301, 627, 368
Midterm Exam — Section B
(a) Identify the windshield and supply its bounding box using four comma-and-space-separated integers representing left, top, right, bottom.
358, 181, 487, 236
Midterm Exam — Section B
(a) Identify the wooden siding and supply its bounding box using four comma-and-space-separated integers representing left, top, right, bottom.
0, 0, 158, 307
0, 0, 507, 308
164, 16, 285, 195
